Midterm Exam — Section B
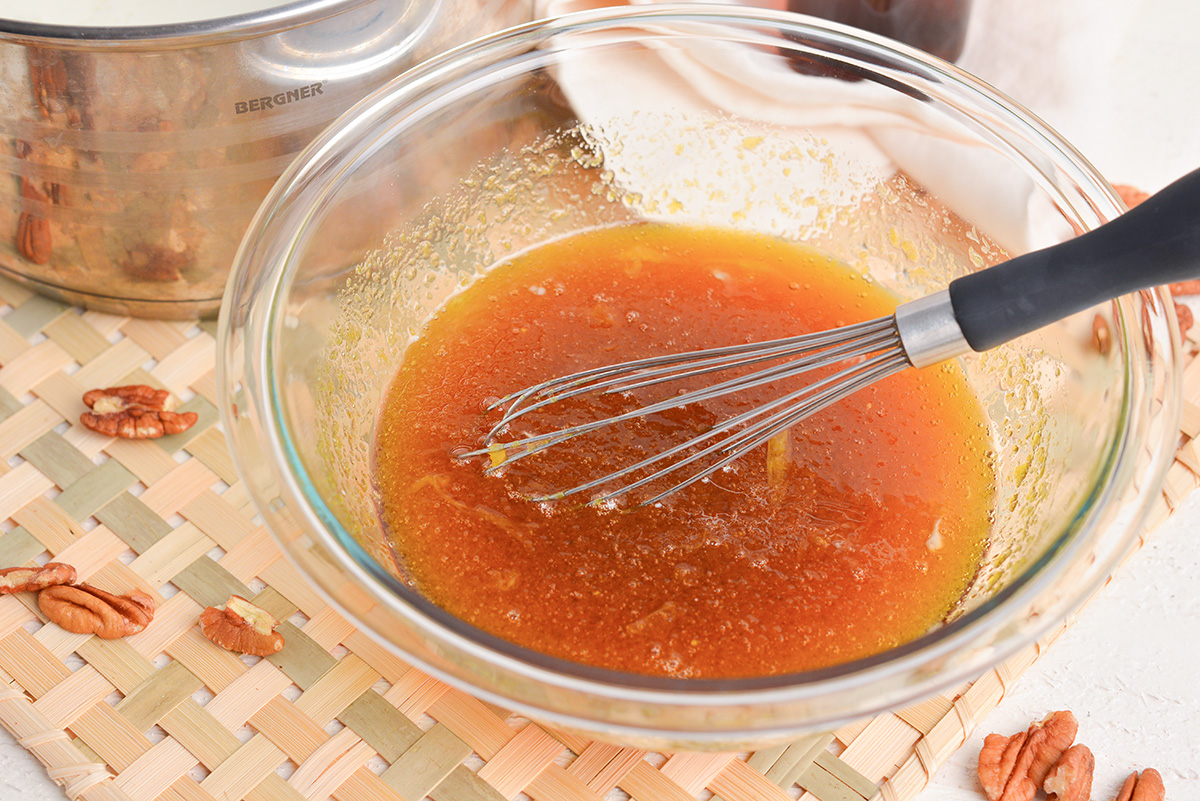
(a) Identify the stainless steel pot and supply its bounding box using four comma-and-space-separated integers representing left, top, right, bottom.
0, 0, 530, 318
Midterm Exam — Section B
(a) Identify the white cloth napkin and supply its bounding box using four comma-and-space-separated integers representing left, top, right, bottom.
537, 0, 1072, 255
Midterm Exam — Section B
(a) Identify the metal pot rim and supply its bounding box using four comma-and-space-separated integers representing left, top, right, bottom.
0, 0, 379, 47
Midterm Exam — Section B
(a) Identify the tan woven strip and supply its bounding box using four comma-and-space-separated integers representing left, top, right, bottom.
105, 437, 182, 487
387, 667, 450, 717
1, 340, 73, 396
836, 713, 920, 783
708, 757, 793, 801
119, 320, 191, 362
68, 698, 153, 772
0, 401, 63, 461
32, 665, 114, 730
427, 686, 516, 759
297, 606, 356, 653
250, 695, 330, 764
660, 751, 737, 795
263, 623, 337, 691
526, 762, 606, 801
335, 766, 409, 801
0, 675, 125, 801
179, 489, 259, 553
477, 722, 565, 798
182, 428, 241, 485
380, 722, 473, 800
207, 660, 295, 729
0, 462, 55, 521
71, 338, 152, 393
113, 737, 201, 801
158, 700, 241, 769
200, 733, 289, 801
0, 316, 32, 362
620, 760, 697, 801
128, 525, 216, 593
6, 295, 69, 338
0, 628, 72, 696
140, 460, 220, 520
42, 311, 111, 364
342, 629, 411, 683
292, 654, 379, 723
289, 729, 375, 799
152, 335, 218, 393
0, 595, 35, 639
567, 741, 647, 793
161, 776, 218, 801
244, 771, 310, 801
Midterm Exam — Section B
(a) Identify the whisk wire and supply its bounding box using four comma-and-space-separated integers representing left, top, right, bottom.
478, 316, 897, 443
468, 316, 900, 465
529, 344, 911, 505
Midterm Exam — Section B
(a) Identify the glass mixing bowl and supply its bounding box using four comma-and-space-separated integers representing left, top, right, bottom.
218, 6, 1181, 748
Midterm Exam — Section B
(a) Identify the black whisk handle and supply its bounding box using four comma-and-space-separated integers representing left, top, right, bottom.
947, 167, 1200, 352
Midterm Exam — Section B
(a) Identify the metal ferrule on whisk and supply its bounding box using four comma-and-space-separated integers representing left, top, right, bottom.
893, 289, 972, 369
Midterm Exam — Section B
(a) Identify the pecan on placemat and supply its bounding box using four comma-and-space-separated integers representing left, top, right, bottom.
80, 385, 198, 439
39, 584, 155, 638
200, 595, 285, 657
0, 562, 75, 594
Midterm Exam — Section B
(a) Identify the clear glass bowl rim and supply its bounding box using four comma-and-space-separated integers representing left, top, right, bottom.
218, 4, 1182, 735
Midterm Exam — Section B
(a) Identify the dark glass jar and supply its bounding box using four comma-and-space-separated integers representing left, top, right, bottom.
786, 0, 972, 62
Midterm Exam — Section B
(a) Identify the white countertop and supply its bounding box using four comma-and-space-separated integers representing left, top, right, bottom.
3, 0, 1198, 799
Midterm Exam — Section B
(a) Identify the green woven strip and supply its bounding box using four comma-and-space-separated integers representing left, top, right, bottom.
250, 587, 300, 624
798, 761, 869, 801
161, 698, 243, 769
814, 751, 879, 800
0, 385, 24, 419
4, 294, 69, 338
115, 661, 205, 734
429, 764, 509, 801
0, 527, 48, 567
77, 637, 157, 696
380, 723, 473, 801
96, 492, 175, 552
55, 459, 139, 521
339, 689, 424, 762
20, 431, 95, 487
265, 622, 338, 691
171, 556, 253, 611
768, 734, 835, 787
156, 398, 218, 453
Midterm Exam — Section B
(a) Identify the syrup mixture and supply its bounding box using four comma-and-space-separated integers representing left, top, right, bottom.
372, 223, 995, 678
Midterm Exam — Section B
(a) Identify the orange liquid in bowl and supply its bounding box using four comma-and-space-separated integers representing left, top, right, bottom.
372, 223, 994, 678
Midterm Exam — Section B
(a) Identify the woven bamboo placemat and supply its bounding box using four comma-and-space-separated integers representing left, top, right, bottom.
0, 277, 1195, 801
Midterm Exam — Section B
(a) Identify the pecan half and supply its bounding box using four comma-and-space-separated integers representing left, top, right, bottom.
80, 385, 197, 439
0, 562, 76, 594
1174, 302, 1194, 338
978, 711, 1078, 801
16, 177, 52, 264
200, 595, 285, 657
1092, 314, 1111, 355
39, 584, 155, 639
1044, 743, 1094, 801
1114, 769, 1166, 801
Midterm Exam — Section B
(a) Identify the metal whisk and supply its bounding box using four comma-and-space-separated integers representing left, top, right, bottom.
461, 168, 1200, 506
